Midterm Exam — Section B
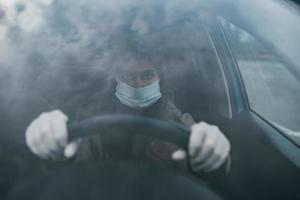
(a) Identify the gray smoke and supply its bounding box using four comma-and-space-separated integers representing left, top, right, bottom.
0, 0, 214, 139
0, 0, 300, 139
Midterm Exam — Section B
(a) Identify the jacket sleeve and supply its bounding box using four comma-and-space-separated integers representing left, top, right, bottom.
75, 135, 104, 161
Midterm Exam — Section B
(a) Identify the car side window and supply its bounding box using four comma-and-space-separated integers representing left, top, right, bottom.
219, 18, 300, 144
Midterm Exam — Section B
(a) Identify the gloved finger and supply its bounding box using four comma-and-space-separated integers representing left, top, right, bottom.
171, 149, 187, 161
190, 145, 214, 167
205, 138, 231, 172
25, 118, 44, 157
199, 144, 223, 172
188, 123, 206, 158
45, 110, 69, 158
44, 113, 69, 158
64, 139, 81, 158
33, 114, 57, 159
190, 132, 217, 165
204, 155, 226, 173
194, 153, 219, 173
50, 110, 68, 148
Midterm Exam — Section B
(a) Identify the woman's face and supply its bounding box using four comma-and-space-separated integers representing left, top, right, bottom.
116, 64, 160, 88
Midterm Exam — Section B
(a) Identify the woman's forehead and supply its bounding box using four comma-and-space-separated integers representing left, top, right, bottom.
118, 63, 157, 73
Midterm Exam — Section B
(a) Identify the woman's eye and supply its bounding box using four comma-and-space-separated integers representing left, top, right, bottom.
141, 71, 154, 80
120, 73, 134, 81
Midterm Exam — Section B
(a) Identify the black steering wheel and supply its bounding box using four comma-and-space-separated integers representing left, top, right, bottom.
68, 114, 190, 149
7, 114, 222, 200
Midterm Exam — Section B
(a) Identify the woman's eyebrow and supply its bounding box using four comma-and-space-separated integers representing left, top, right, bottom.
141, 69, 155, 74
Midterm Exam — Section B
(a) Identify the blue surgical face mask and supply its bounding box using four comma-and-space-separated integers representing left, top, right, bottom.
115, 80, 162, 109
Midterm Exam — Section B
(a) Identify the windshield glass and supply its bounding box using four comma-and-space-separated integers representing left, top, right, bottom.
0, 0, 231, 141
0, 0, 300, 199
0, 0, 230, 190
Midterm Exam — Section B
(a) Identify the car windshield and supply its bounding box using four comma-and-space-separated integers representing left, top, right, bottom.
0, 0, 300, 199
0, 0, 232, 144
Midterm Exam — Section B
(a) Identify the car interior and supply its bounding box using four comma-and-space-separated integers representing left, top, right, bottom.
0, 14, 234, 200
1, 1, 300, 199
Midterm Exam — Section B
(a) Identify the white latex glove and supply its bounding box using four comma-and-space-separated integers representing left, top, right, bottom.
172, 122, 230, 173
25, 110, 80, 159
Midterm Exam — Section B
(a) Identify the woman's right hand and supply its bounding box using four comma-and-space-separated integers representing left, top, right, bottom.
25, 110, 80, 159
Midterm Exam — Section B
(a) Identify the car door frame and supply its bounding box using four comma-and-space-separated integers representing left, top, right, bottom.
202, 13, 300, 200
205, 14, 300, 169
